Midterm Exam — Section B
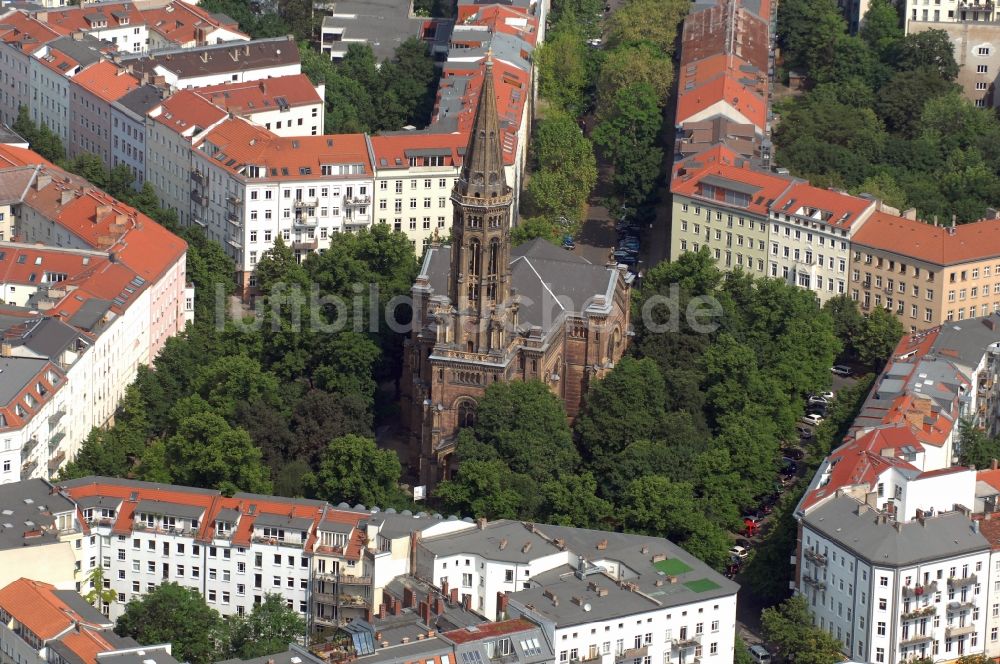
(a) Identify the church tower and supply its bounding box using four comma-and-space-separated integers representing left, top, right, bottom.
448, 54, 515, 354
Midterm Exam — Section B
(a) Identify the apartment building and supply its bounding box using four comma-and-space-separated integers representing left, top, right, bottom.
793, 315, 1000, 661
851, 212, 1000, 331
30, 35, 109, 147
768, 183, 876, 304
416, 521, 739, 664
192, 75, 326, 138
191, 118, 374, 292
69, 62, 141, 163
0, 145, 190, 477
369, 132, 464, 251
119, 37, 301, 91
0, 12, 68, 127
111, 85, 162, 188
0, 480, 80, 588
0, 577, 180, 664
33, 2, 248, 55
145, 90, 228, 226
670, 145, 794, 276
909, 22, 1000, 108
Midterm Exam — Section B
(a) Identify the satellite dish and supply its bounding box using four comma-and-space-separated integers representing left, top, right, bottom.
583, 603, 592, 612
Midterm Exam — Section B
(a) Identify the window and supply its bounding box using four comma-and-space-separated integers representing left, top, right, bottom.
980, 46, 991, 55
462, 573, 473, 587
877, 622, 886, 636
978, 64, 989, 73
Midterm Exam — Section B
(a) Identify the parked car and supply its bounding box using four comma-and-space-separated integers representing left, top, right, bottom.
562, 235, 576, 250
801, 413, 824, 426
796, 425, 814, 439
735, 537, 753, 550
817, 391, 835, 400
806, 403, 827, 417
808, 395, 829, 406
729, 545, 749, 560
748, 645, 771, 664
831, 364, 852, 377
781, 458, 798, 476
781, 447, 805, 460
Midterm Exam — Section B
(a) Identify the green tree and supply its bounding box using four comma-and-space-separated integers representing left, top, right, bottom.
958, 419, 1000, 468
115, 583, 224, 664
65, 153, 110, 189
597, 45, 674, 115
876, 67, 957, 136
525, 111, 597, 221
859, 0, 902, 55
761, 596, 845, 664
223, 594, 305, 659
303, 435, 405, 507
471, 380, 580, 483
379, 38, 438, 129
165, 412, 273, 495
435, 459, 527, 519
889, 29, 960, 80
853, 171, 907, 209
854, 306, 904, 368
535, 27, 589, 113
84, 566, 117, 612
604, 0, 688, 54
822, 295, 864, 356
592, 82, 664, 203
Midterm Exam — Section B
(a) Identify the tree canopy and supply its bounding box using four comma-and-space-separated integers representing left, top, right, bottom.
115, 583, 224, 664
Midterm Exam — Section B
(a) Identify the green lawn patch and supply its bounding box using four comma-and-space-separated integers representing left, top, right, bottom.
653, 559, 693, 576
683, 578, 721, 593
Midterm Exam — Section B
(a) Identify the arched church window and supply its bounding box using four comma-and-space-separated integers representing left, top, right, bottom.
458, 400, 477, 428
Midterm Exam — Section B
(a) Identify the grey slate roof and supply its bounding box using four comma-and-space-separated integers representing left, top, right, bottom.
47, 34, 106, 69
17, 317, 85, 361
0, 356, 48, 406
116, 84, 164, 117
253, 512, 313, 531
215, 645, 323, 664
121, 36, 299, 79
802, 494, 990, 566
419, 520, 559, 564
0, 165, 37, 203
0, 478, 76, 551
98, 646, 180, 664
68, 298, 112, 332
321, 0, 432, 61
74, 495, 122, 510
134, 499, 206, 520
420, 238, 619, 335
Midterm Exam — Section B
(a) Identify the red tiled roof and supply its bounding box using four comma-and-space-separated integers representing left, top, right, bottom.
978, 468, 1000, 493
0, 12, 69, 54
39, 2, 246, 45
193, 74, 321, 115
444, 619, 537, 644
770, 182, 875, 230
853, 211, 1000, 266
675, 72, 768, 131
0, 578, 103, 640
59, 628, 117, 664
197, 118, 372, 180
370, 131, 467, 171
671, 145, 795, 216
461, 6, 538, 45
150, 90, 228, 138
73, 61, 140, 103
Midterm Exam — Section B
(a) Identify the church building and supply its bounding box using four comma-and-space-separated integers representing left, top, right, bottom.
400, 56, 633, 488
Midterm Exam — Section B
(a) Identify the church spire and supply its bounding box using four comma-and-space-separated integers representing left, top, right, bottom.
455, 52, 508, 200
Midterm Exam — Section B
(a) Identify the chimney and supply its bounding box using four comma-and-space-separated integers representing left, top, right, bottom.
462, 594, 471, 610
441, 578, 449, 598
450, 588, 459, 604
35, 173, 51, 190
992, 459, 998, 471
640, 545, 649, 554
521, 542, 531, 554
902, 207, 918, 220
596, 539, 607, 550
477, 517, 487, 530
403, 587, 415, 609
499, 538, 508, 550
259, 80, 266, 93
60, 189, 74, 205
434, 597, 444, 615
392, 598, 402, 616
496, 592, 508, 619
378, 603, 386, 619
418, 600, 430, 625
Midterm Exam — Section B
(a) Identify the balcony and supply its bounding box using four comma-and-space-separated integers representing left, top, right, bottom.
292, 239, 319, 251
22, 460, 37, 476
48, 451, 65, 471
49, 431, 65, 452
616, 647, 648, 661
343, 195, 371, 208
226, 213, 241, 227
293, 215, 317, 227
251, 535, 305, 549
293, 199, 318, 209
947, 600, 975, 613
86, 517, 115, 528
802, 574, 827, 592
47, 409, 65, 428
902, 581, 938, 598
21, 438, 38, 460
945, 624, 976, 638
671, 636, 700, 650
899, 633, 934, 646
803, 548, 827, 566
948, 574, 977, 589
336, 574, 372, 585
901, 605, 937, 621
227, 195, 243, 206
226, 238, 243, 250
191, 170, 206, 185
190, 191, 207, 206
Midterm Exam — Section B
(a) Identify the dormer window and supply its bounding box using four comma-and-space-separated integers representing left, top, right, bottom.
262, 527, 284, 541
216, 520, 232, 535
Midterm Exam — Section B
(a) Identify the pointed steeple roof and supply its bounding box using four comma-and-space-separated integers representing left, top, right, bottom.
455, 53, 508, 200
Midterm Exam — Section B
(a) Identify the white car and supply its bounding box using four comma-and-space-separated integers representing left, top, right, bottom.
831, 365, 852, 377
807, 396, 829, 405
818, 391, 835, 400
801, 413, 824, 426
729, 545, 749, 560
